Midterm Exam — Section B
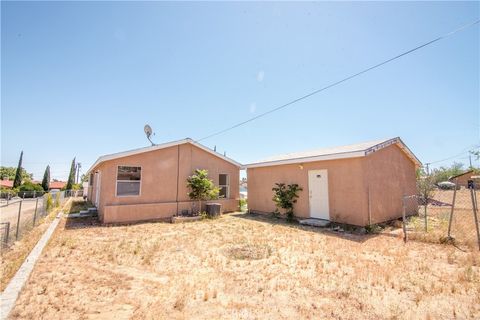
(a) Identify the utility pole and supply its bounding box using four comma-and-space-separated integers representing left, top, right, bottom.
76, 163, 81, 184
469, 155, 473, 168
425, 163, 430, 176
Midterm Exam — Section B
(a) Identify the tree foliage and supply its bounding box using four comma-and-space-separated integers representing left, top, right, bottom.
272, 183, 303, 222
18, 181, 44, 198
0, 166, 32, 181
430, 162, 466, 184
66, 157, 76, 190
416, 173, 435, 205
186, 169, 220, 213
41, 165, 50, 191
80, 174, 89, 183
13, 151, 24, 188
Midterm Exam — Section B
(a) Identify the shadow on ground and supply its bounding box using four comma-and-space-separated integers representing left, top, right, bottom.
63, 215, 172, 230
62, 211, 403, 245
230, 212, 403, 244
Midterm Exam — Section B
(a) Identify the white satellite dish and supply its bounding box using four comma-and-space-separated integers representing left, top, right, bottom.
144, 124, 156, 146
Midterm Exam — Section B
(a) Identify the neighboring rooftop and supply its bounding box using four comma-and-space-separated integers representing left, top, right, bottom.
49, 181, 66, 190
0, 180, 14, 188
246, 137, 421, 168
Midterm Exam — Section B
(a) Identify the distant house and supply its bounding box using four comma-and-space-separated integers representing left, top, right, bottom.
0, 180, 13, 189
49, 181, 66, 190
245, 137, 420, 226
449, 170, 479, 189
86, 138, 241, 224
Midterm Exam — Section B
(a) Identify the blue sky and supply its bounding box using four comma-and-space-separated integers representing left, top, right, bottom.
1, 1, 479, 181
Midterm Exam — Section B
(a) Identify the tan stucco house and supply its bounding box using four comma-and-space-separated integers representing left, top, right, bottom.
449, 170, 479, 189
86, 138, 241, 223
246, 137, 421, 226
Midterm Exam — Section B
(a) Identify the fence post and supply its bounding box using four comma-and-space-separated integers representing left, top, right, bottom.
447, 179, 458, 239
33, 197, 39, 226
15, 200, 23, 240
402, 195, 407, 243
2, 222, 10, 247
470, 187, 480, 251
423, 195, 428, 232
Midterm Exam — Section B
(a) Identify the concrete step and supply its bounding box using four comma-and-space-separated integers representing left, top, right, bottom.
299, 218, 330, 227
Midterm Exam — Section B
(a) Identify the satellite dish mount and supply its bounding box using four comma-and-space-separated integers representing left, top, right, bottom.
144, 124, 156, 146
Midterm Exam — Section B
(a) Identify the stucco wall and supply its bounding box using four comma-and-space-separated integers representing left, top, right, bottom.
247, 143, 418, 226
450, 172, 476, 188
365, 144, 417, 224
103, 199, 238, 224
247, 157, 369, 226
88, 143, 240, 223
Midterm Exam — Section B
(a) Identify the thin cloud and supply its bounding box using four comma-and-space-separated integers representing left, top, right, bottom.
249, 102, 257, 114
256, 70, 265, 82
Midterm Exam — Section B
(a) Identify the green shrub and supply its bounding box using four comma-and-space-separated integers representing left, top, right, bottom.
18, 181, 44, 198
46, 193, 53, 212
239, 198, 247, 212
186, 169, 220, 215
272, 183, 303, 222
0, 187, 17, 199
365, 224, 383, 234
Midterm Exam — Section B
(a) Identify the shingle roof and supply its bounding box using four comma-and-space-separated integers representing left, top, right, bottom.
246, 137, 420, 168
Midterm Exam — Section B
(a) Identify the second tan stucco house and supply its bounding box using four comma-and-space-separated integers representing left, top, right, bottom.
86, 138, 241, 223
449, 170, 479, 189
246, 137, 421, 226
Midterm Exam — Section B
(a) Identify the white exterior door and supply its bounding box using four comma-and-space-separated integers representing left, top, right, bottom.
308, 169, 330, 220
95, 172, 101, 207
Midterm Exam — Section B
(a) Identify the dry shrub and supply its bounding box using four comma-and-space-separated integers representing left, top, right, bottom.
225, 243, 272, 260
174, 295, 186, 311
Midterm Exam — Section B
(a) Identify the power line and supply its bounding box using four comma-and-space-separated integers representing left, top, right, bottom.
196, 19, 480, 142
425, 144, 480, 166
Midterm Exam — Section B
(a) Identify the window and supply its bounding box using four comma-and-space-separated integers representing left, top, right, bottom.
116, 166, 141, 196
219, 174, 229, 198
89, 173, 94, 186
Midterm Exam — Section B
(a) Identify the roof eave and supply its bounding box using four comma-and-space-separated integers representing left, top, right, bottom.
245, 137, 422, 169
86, 138, 242, 175
245, 150, 367, 168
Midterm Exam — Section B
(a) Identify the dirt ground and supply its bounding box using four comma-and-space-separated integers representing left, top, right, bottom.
9, 213, 480, 319
406, 189, 479, 249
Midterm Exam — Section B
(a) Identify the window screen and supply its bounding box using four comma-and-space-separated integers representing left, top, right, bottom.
116, 166, 141, 196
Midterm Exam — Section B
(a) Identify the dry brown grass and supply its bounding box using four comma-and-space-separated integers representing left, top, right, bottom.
0, 198, 71, 292
9, 213, 480, 319
406, 189, 479, 250
64, 198, 93, 214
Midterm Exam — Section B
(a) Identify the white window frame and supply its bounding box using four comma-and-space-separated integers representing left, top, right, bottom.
219, 173, 230, 199
115, 165, 142, 197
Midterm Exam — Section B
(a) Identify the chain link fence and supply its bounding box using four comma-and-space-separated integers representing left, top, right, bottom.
402, 181, 480, 251
0, 190, 74, 248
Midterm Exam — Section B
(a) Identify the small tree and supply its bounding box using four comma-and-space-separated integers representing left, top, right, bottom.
272, 183, 303, 222
417, 171, 436, 231
13, 151, 24, 188
42, 165, 50, 191
66, 157, 76, 190
186, 169, 220, 214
